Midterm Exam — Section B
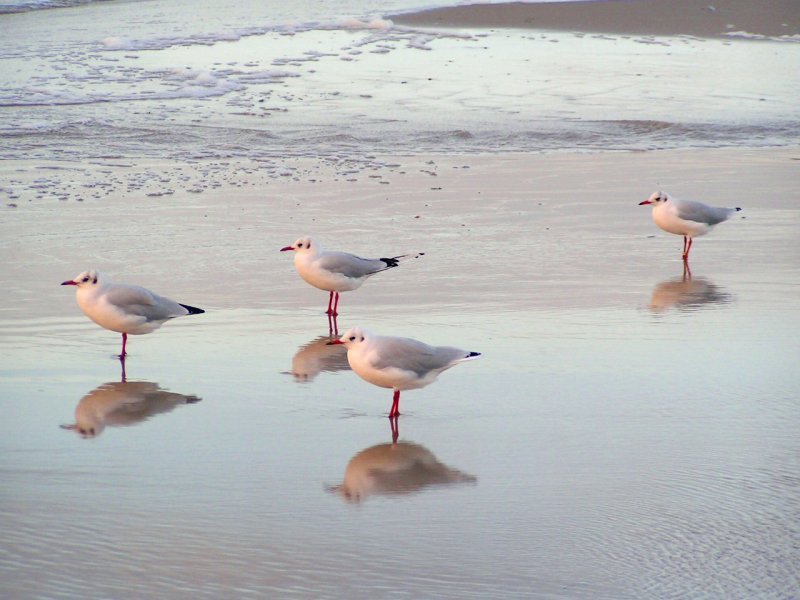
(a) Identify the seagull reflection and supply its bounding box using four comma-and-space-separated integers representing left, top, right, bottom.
328, 418, 476, 503
288, 334, 350, 382
61, 381, 201, 438
650, 264, 732, 313
327, 312, 339, 337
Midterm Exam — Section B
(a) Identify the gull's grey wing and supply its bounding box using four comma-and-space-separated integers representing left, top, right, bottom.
104, 284, 187, 321
371, 337, 471, 377
317, 251, 390, 279
676, 199, 736, 226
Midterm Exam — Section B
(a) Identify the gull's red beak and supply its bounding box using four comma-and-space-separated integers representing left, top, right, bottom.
61, 280, 78, 286
280, 246, 295, 252
326, 339, 344, 345
638, 200, 652, 205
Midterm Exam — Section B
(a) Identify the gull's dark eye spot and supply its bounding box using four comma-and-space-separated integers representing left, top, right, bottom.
81, 276, 89, 282
349, 336, 356, 341
360, 337, 365, 342
298, 243, 304, 248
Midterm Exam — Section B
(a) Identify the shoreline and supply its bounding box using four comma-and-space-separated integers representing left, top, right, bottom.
2, 145, 798, 318
390, 0, 800, 39
3, 144, 798, 210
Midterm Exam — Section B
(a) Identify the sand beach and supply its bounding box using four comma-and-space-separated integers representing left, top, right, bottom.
1, 0, 799, 598
392, 0, 800, 39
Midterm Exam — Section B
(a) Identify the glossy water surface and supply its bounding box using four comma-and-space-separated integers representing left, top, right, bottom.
1, 150, 799, 599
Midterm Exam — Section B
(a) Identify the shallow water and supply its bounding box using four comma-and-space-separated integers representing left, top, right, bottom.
2, 0, 799, 174
2, 0, 799, 597
2, 149, 799, 598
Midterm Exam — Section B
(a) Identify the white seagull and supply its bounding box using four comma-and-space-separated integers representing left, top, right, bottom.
639, 191, 742, 260
329, 326, 480, 417
61, 270, 204, 358
280, 236, 423, 316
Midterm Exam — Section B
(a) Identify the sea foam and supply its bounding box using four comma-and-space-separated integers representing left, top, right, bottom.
337, 17, 393, 30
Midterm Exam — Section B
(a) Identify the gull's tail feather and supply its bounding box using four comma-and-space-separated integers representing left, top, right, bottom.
380, 252, 425, 269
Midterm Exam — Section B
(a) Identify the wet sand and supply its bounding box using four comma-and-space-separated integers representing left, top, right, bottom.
2, 0, 800, 596
0, 145, 797, 298
392, 0, 800, 39
2, 146, 798, 319
1, 147, 799, 599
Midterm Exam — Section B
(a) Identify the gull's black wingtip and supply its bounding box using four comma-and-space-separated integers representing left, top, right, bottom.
735, 207, 742, 212
380, 257, 401, 268
180, 303, 205, 315
380, 252, 425, 269
467, 351, 481, 358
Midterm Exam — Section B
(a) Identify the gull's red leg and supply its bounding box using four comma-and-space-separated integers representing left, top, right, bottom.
685, 237, 693, 261
390, 415, 399, 444
119, 333, 128, 359
389, 389, 400, 418
332, 292, 340, 317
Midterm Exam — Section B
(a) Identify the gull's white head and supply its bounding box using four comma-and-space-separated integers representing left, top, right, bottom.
280, 236, 318, 254
639, 190, 669, 206
61, 270, 102, 288
331, 326, 370, 349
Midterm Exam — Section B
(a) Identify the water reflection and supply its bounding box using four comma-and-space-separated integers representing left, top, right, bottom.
61, 381, 201, 438
650, 265, 732, 313
329, 418, 476, 503
327, 313, 339, 337
287, 334, 350, 382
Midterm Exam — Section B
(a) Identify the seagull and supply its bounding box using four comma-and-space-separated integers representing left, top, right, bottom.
329, 326, 480, 417
61, 270, 204, 358
280, 236, 423, 317
639, 191, 742, 260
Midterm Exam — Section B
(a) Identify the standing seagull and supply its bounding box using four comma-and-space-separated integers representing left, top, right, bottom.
61, 270, 204, 358
329, 326, 480, 418
639, 191, 742, 261
280, 237, 423, 317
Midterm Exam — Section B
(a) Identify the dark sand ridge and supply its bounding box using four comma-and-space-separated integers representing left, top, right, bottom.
391, 0, 800, 39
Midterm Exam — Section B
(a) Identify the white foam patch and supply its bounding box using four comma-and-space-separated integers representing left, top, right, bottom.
408, 34, 435, 51
97, 17, 407, 54
4, 66, 298, 107
724, 31, 800, 43
169, 68, 219, 87
337, 17, 393, 30
236, 70, 299, 83
101, 37, 134, 50
0, 0, 97, 14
